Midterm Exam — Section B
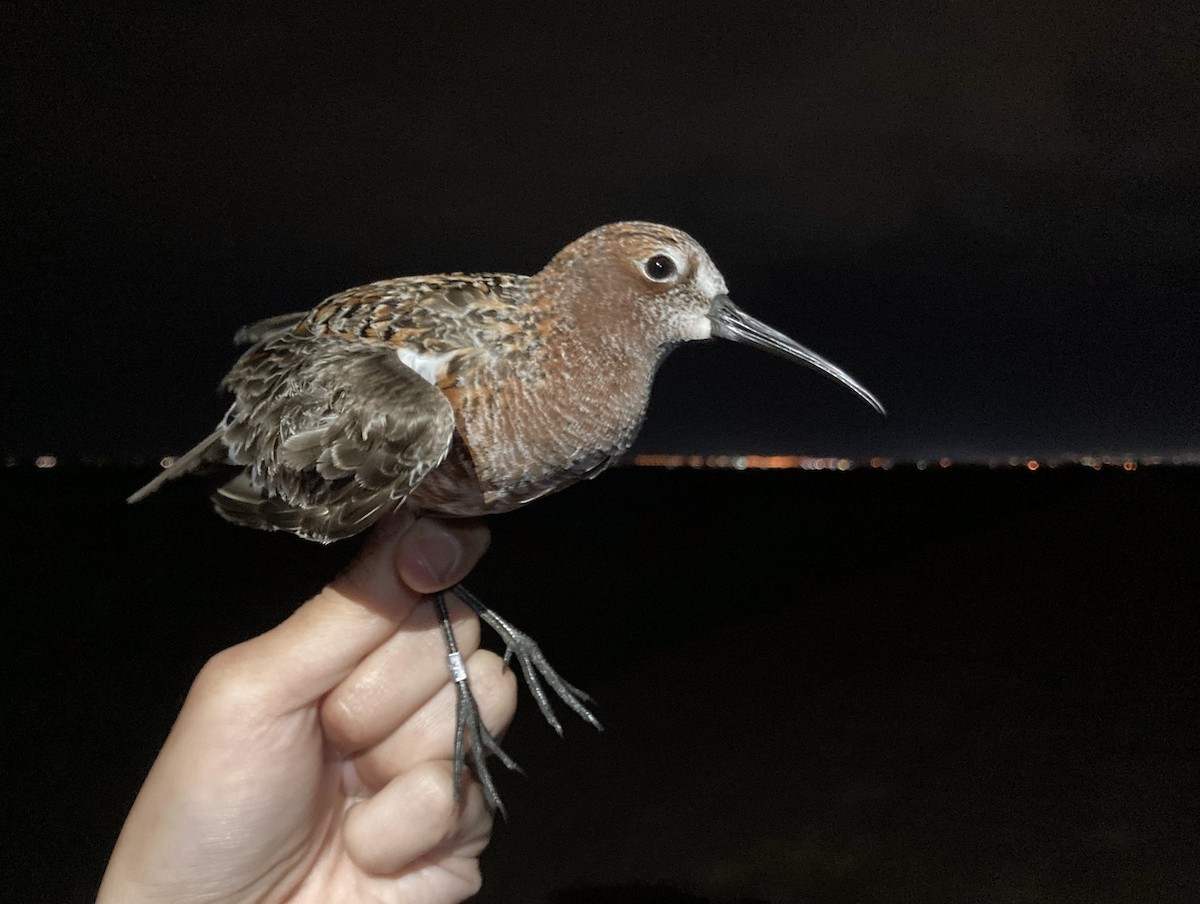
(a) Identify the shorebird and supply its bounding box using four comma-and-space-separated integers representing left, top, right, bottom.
129, 221, 884, 813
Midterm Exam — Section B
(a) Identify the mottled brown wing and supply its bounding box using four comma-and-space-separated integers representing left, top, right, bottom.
214, 332, 456, 542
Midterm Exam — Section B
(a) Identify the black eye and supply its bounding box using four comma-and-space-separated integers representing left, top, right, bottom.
643, 254, 677, 281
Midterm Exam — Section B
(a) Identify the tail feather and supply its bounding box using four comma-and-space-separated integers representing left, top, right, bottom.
127, 429, 227, 504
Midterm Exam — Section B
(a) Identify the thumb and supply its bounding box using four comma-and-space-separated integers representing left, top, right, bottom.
235, 510, 490, 712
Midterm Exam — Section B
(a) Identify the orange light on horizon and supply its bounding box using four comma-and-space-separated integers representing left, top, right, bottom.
630, 453, 869, 470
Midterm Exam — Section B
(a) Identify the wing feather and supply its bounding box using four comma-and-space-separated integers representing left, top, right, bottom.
213, 333, 455, 542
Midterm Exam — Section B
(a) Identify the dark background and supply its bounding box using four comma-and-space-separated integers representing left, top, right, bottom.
4, 2, 1198, 462
4, 4, 1199, 903
5, 464, 1199, 902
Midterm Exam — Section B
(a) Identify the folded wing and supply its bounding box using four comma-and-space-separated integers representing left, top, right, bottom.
214, 333, 457, 542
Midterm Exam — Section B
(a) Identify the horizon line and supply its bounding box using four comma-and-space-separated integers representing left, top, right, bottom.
6, 451, 1200, 472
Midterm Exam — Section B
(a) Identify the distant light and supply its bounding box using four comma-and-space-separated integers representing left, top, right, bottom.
35, 454, 58, 469
770, 455, 800, 469
625, 453, 1183, 471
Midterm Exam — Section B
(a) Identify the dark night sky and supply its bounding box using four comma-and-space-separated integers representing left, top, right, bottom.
4, 2, 1198, 461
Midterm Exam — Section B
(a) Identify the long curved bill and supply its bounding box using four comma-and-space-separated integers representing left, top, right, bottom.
709, 294, 886, 416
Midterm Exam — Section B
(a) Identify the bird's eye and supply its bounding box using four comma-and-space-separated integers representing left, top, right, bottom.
643, 254, 678, 282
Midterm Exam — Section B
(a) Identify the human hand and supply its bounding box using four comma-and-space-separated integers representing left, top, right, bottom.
97, 512, 516, 904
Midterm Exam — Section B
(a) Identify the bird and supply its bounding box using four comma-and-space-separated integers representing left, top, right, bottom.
128, 221, 885, 813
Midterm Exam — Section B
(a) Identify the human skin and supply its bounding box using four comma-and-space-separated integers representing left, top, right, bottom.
97, 512, 516, 904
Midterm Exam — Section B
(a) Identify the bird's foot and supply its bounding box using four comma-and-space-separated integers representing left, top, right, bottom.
452, 583, 602, 736
433, 592, 521, 817
432, 584, 602, 815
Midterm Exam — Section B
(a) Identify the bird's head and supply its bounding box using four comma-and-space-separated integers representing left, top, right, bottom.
543, 221, 885, 415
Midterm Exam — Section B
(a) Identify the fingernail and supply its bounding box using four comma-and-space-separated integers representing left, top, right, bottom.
411, 531, 463, 588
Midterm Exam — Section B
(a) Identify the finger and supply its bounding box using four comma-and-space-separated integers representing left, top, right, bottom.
397, 517, 489, 595
343, 760, 493, 877
217, 512, 490, 714
320, 594, 481, 753
351, 648, 517, 793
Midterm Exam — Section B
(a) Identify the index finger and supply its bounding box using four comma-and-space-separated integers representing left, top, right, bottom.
227, 512, 491, 713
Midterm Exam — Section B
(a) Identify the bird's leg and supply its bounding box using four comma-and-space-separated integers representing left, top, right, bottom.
432, 586, 601, 815
452, 583, 603, 736
433, 591, 520, 817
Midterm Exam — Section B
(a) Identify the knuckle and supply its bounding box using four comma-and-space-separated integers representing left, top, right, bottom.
407, 761, 458, 825
319, 689, 367, 750
188, 644, 275, 719
467, 650, 519, 716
